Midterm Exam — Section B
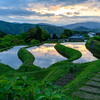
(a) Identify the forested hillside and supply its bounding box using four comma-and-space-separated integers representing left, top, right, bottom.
0, 31, 7, 38
0, 21, 65, 35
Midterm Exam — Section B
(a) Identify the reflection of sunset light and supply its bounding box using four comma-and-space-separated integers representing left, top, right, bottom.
27, 43, 98, 68
27, 43, 67, 68
61, 42, 97, 63
28, 45, 61, 57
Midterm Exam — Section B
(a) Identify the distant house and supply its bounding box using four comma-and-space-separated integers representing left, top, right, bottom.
88, 32, 96, 37
68, 34, 84, 41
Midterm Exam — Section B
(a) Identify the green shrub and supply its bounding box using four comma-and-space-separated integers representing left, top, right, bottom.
94, 36, 100, 41
31, 39, 40, 44
0, 76, 67, 100
68, 64, 80, 73
0, 43, 7, 48
11, 38, 21, 45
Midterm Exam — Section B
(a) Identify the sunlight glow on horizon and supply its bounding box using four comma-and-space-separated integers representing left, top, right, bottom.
1, 1, 100, 25
27, 3, 100, 17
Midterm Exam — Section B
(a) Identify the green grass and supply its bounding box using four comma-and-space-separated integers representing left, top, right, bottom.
0, 63, 14, 75
62, 60, 99, 99
55, 43, 82, 62
2, 43, 83, 83
17, 47, 41, 72
1, 42, 100, 99
16, 43, 82, 82
0, 45, 14, 52
85, 37, 100, 58
49, 43, 82, 68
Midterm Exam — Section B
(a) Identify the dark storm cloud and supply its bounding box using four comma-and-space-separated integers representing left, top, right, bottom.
0, 8, 55, 17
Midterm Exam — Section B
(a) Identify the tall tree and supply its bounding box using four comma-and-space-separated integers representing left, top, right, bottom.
52, 33, 58, 39
35, 25, 42, 41
62, 29, 73, 38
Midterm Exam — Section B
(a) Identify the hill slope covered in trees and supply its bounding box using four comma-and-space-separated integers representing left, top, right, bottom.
0, 20, 65, 35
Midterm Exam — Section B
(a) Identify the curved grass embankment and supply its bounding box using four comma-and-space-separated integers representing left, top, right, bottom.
2, 42, 100, 99
23, 43, 82, 82
17, 47, 41, 72
1, 42, 100, 99
55, 43, 82, 62
3, 43, 83, 83
50, 43, 82, 68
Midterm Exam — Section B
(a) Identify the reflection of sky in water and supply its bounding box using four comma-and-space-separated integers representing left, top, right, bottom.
61, 42, 98, 63
1, 42, 97, 69
0, 46, 26, 69
27, 43, 67, 68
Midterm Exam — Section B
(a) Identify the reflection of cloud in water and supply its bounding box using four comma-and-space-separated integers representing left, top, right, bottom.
28, 46, 62, 57
0, 46, 26, 69
61, 42, 97, 63
27, 42, 98, 68
27, 43, 67, 68
43, 43, 56, 47
34, 56, 64, 68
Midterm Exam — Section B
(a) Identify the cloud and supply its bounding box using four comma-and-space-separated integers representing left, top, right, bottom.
65, 12, 80, 16
0, 8, 55, 17
74, 12, 80, 15
0, 0, 89, 8
0, 0, 100, 25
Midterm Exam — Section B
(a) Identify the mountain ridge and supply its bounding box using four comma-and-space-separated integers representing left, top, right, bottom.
73, 26, 90, 31
62, 22, 100, 29
0, 20, 100, 35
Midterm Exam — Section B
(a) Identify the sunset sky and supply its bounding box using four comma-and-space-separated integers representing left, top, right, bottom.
0, 0, 100, 25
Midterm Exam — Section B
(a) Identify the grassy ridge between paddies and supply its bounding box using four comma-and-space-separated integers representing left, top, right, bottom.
25, 43, 82, 82
3, 43, 83, 83
17, 47, 41, 72
49, 43, 82, 68
55, 43, 82, 62
18, 43, 82, 82
0, 63, 14, 75
1, 42, 99, 99
85, 37, 100, 58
